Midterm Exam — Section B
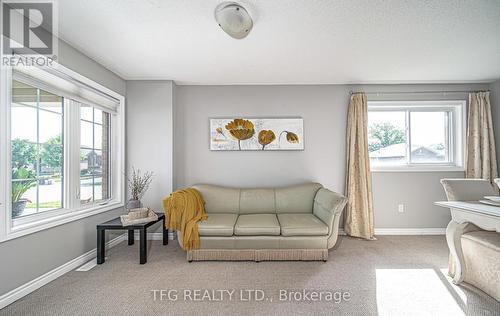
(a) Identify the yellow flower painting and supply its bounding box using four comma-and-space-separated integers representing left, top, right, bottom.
210, 118, 303, 151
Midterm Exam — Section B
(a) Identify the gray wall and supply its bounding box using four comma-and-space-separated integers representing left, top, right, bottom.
174, 85, 348, 191
490, 80, 500, 165
58, 40, 126, 95
0, 39, 126, 296
126, 81, 174, 223
372, 171, 463, 228
174, 83, 489, 230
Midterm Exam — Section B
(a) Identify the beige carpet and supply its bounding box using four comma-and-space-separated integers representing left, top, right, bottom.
1, 236, 499, 316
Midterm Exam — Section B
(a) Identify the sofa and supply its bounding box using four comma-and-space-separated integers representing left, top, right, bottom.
177, 183, 348, 262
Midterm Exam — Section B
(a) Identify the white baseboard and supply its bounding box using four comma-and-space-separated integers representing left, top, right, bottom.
339, 228, 445, 236
0, 234, 125, 309
375, 228, 446, 235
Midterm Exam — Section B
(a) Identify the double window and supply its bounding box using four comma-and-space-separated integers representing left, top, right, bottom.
1, 64, 125, 240
368, 101, 465, 171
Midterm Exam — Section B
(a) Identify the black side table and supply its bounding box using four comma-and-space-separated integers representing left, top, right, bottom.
97, 212, 167, 264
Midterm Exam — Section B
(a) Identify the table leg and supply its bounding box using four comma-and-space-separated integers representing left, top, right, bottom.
128, 230, 135, 245
446, 221, 468, 284
446, 219, 483, 284
97, 229, 105, 264
140, 228, 147, 264
163, 217, 168, 245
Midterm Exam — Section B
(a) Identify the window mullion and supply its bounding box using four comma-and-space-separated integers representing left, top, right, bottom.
447, 111, 453, 164
92, 108, 95, 203
406, 110, 411, 166
63, 99, 81, 210
36, 88, 40, 214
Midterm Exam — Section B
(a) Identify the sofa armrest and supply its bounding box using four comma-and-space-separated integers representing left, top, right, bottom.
313, 188, 347, 234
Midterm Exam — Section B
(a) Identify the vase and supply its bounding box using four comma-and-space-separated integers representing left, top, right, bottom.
127, 199, 142, 210
12, 200, 27, 218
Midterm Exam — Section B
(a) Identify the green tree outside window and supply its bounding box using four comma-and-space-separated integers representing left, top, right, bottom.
369, 123, 406, 152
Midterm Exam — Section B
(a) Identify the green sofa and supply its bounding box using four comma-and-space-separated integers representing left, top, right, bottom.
178, 183, 347, 261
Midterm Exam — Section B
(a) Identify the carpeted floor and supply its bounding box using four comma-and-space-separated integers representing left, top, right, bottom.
1, 236, 499, 316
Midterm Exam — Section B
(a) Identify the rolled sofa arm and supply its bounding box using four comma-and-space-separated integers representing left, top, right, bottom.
313, 188, 348, 249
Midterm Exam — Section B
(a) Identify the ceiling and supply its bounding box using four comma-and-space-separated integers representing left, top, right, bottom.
57, 0, 500, 85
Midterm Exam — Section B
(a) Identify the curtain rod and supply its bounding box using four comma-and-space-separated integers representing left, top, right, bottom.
350, 90, 490, 95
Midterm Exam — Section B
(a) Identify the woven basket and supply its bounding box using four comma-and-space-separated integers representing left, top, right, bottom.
120, 208, 158, 226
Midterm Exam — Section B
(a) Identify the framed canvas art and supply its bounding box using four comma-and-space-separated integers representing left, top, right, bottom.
210, 117, 304, 151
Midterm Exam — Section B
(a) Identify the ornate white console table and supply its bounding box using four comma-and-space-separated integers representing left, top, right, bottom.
435, 201, 500, 284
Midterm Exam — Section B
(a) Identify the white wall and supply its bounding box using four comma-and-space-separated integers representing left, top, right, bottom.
174, 83, 490, 230
126, 81, 174, 213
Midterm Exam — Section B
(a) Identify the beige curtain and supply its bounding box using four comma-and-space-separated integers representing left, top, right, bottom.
344, 93, 375, 240
466, 91, 498, 180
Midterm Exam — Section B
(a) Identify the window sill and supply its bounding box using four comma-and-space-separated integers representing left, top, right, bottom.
371, 166, 465, 173
1, 201, 124, 243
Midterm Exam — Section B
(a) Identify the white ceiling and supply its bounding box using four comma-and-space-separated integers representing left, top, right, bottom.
58, 0, 500, 85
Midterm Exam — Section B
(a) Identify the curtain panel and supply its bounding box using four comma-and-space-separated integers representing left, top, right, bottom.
466, 91, 498, 181
344, 93, 375, 240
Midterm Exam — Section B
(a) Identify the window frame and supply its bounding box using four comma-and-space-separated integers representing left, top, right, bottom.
0, 62, 125, 242
368, 100, 466, 172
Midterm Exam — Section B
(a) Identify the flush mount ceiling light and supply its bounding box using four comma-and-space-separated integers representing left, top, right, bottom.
215, 2, 253, 39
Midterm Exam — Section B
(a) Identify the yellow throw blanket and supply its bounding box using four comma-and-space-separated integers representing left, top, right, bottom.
162, 188, 208, 250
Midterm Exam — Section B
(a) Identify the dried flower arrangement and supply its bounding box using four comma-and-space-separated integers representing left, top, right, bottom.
127, 167, 154, 201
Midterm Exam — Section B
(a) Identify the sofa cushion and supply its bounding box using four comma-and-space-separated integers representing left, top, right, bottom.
235, 214, 280, 236
462, 231, 500, 252
277, 214, 328, 236
192, 184, 240, 214
198, 214, 238, 237
239, 189, 276, 214
275, 183, 322, 213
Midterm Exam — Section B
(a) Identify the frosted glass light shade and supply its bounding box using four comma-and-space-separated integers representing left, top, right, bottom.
215, 2, 253, 39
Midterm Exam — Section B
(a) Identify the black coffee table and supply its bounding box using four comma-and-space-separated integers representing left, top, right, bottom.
96, 212, 167, 264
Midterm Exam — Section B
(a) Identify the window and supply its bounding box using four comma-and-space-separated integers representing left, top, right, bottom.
368, 101, 465, 171
0, 63, 125, 241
